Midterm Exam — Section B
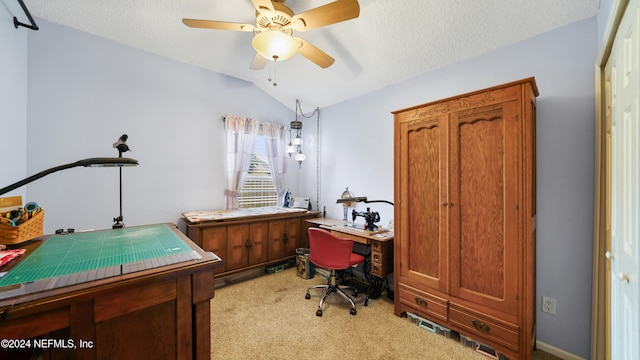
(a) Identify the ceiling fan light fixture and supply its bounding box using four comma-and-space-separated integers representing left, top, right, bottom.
252, 30, 299, 61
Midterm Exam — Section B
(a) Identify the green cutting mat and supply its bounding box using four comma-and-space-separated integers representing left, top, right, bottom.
0, 223, 197, 288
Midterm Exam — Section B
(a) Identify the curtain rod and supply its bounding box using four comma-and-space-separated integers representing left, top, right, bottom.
13, 0, 39, 31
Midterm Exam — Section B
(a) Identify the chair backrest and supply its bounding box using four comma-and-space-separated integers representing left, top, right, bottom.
308, 227, 356, 270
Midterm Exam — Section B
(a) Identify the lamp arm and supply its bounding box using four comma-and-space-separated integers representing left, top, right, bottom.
0, 161, 81, 196
0, 157, 138, 196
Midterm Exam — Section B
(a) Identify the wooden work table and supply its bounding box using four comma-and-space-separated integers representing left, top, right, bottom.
0, 223, 222, 359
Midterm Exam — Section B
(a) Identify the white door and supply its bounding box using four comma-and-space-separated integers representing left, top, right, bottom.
608, 1, 640, 359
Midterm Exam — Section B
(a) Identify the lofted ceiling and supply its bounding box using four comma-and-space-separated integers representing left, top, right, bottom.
20, 0, 600, 109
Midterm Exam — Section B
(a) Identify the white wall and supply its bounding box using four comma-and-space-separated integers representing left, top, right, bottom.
0, 1, 28, 199
24, 19, 299, 233
305, 18, 597, 359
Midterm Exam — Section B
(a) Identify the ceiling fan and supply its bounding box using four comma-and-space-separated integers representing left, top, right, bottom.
182, 0, 360, 69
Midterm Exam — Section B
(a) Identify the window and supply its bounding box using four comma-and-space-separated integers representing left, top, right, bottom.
237, 135, 277, 208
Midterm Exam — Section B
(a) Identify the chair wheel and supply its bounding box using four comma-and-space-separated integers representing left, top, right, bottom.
351, 289, 358, 297
305, 293, 310, 299
350, 308, 357, 315
316, 309, 323, 317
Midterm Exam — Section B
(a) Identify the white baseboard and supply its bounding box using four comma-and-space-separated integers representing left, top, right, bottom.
536, 340, 586, 360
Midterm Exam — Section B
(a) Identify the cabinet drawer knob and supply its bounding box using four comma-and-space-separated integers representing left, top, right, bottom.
415, 298, 428, 307
472, 319, 490, 333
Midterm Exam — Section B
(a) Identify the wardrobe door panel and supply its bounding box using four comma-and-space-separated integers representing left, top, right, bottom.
448, 101, 519, 315
398, 115, 448, 293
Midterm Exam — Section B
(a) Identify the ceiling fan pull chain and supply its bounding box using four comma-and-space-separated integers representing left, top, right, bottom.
273, 59, 278, 86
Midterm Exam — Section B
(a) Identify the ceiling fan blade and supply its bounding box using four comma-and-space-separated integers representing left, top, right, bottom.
250, 53, 268, 70
295, 37, 335, 68
251, 0, 275, 17
182, 18, 255, 32
290, 0, 360, 32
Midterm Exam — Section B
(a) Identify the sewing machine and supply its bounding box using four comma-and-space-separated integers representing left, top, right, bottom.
352, 207, 381, 231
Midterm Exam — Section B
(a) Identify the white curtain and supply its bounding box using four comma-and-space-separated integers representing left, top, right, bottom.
263, 122, 288, 206
224, 115, 259, 210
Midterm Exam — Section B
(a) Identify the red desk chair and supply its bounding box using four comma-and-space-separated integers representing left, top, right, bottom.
305, 227, 365, 316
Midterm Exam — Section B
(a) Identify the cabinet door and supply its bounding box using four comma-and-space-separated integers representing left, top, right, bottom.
226, 224, 249, 271
249, 222, 268, 265
283, 219, 301, 257
202, 227, 227, 273
396, 114, 449, 293
448, 100, 520, 315
268, 220, 285, 260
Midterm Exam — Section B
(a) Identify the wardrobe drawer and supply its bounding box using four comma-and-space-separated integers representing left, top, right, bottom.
398, 284, 448, 322
449, 303, 519, 352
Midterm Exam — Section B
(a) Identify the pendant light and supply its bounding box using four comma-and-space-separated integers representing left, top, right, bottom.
290, 102, 304, 167
286, 129, 296, 157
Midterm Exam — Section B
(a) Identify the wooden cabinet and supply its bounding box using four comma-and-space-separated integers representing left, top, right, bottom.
185, 211, 318, 277
393, 78, 537, 360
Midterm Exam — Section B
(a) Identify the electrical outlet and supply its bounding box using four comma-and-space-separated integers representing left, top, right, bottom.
542, 296, 556, 315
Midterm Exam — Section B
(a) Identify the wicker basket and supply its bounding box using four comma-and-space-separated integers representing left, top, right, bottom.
0, 210, 44, 245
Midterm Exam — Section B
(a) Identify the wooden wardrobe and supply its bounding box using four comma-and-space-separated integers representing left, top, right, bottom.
392, 78, 538, 360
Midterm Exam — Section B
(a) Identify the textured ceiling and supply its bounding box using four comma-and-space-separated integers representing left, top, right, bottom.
21, 0, 600, 109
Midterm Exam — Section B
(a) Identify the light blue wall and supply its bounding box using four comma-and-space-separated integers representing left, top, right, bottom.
0, 3, 28, 199
598, 0, 615, 48
309, 18, 597, 359
24, 19, 298, 233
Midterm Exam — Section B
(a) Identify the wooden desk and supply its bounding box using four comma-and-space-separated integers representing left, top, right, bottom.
305, 218, 394, 279
0, 223, 222, 359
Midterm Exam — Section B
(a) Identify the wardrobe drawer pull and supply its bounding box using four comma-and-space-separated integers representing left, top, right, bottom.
472, 319, 490, 333
415, 298, 428, 307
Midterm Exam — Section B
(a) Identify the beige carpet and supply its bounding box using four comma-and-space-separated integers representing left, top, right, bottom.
210, 267, 561, 360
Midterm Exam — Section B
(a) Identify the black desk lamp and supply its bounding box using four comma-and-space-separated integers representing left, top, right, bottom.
0, 139, 139, 227
0, 157, 138, 196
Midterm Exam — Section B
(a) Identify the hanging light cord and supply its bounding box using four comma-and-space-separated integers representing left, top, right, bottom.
295, 100, 319, 120
315, 105, 321, 212
294, 100, 320, 211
